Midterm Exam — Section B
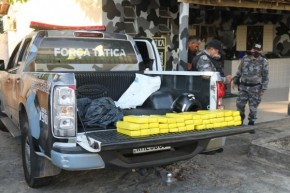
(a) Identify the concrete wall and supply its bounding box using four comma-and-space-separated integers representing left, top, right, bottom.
102, 0, 180, 70
0, 33, 8, 64
224, 58, 290, 93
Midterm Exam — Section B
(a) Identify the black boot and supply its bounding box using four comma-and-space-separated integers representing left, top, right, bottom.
248, 121, 255, 134
248, 121, 255, 125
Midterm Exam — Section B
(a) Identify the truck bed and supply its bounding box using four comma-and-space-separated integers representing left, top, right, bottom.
72, 125, 254, 168
85, 125, 253, 150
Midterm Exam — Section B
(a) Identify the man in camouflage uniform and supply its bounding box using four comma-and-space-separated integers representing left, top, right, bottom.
194, 39, 232, 84
232, 43, 269, 125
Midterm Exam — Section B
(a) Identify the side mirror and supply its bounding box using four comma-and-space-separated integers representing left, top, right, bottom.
0, 60, 5, 71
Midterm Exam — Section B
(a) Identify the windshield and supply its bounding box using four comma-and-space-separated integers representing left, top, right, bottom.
33, 38, 139, 72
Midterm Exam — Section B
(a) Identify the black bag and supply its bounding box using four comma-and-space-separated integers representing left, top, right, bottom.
77, 97, 123, 128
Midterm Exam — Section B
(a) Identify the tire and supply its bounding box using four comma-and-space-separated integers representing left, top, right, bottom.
0, 119, 7, 132
21, 118, 53, 188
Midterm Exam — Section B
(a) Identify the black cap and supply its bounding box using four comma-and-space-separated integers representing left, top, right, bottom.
206, 39, 225, 55
252, 43, 262, 51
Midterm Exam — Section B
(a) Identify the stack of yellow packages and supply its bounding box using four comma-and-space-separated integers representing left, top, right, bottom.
116, 110, 242, 137
165, 113, 195, 131
165, 109, 242, 131
117, 115, 159, 137
150, 115, 187, 133
195, 110, 242, 129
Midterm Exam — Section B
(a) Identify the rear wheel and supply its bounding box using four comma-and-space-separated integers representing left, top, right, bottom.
21, 118, 53, 188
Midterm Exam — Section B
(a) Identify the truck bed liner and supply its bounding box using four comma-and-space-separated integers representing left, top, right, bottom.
86, 126, 254, 151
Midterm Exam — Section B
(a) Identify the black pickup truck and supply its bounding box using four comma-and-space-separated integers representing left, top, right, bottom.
0, 22, 254, 187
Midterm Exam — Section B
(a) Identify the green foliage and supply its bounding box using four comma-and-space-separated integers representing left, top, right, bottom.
7, 0, 28, 4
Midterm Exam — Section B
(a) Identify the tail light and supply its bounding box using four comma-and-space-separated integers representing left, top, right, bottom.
53, 86, 76, 137
216, 81, 226, 109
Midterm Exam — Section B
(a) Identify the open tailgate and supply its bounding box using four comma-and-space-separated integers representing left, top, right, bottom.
82, 125, 254, 151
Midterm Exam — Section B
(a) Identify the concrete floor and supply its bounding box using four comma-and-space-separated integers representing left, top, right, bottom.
223, 87, 289, 123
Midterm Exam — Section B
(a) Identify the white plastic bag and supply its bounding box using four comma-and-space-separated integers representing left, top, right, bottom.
115, 73, 161, 109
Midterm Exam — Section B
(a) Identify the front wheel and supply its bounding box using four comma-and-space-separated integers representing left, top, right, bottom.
21, 119, 53, 188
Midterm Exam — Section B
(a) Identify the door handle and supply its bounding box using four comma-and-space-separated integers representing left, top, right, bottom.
16, 78, 21, 83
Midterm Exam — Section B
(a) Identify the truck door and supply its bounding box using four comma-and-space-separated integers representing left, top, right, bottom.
133, 38, 163, 71
5, 38, 32, 124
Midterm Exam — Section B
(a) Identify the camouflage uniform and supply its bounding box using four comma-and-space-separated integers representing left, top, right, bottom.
233, 55, 269, 123
196, 50, 227, 84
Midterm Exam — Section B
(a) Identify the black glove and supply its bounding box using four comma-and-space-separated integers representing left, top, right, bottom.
232, 76, 240, 86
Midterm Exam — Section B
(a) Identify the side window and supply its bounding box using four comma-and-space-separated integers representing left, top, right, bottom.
7, 38, 31, 72
7, 43, 21, 70
134, 40, 155, 70
17, 38, 32, 66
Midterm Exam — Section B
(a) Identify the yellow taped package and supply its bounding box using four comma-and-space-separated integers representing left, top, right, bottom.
168, 123, 177, 129
175, 117, 185, 123
150, 128, 159, 135
159, 124, 169, 129
212, 111, 225, 118
169, 128, 179, 132
231, 111, 240, 116
181, 112, 203, 120
166, 113, 192, 120
166, 118, 179, 123
141, 129, 151, 136
165, 117, 185, 123
233, 116, 241, 121
192, 114, 202, 120
150, 115, 168, 123
222, 110, 240, 117
117, 121, 149, 130
203, 120, 211, 125
199, 114, 209, 120
206, 124, 214, 129
210, 118, 224, 123
213, 123, 221, 128
224, 117, 234, 122
117, 128, 140, 137
118, 128, 151, 136
159, 128, 169, 133
220, 122, 228, 127
222, 110, 233, 117
193, 119, 203, 125
197, 111, 217, 119
177, 122, 185, 127
185, 120, 194, 125
186, 124, 195, 131
216, 117, 225, 122
203, 110, 225, 117
123, 115, 149, 123
196, 125, 206, 130
227, 121, 236, 126
149, 123, 159, 128
124, 115, 158, 123
178, 126, 187, 132
234, 121, 242, 126
117, 128, 139, 136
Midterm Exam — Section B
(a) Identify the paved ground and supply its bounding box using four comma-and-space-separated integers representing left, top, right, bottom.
0, 87, 289, 193
224, 87, 289, 124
